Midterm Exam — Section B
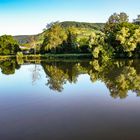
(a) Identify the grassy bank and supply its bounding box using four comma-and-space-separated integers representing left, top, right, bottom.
0, 53, 92, 61
41, 53, 92, 60
0, 55, 15, 60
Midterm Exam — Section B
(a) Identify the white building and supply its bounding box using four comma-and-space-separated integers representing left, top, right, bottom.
133, 15, 140, 25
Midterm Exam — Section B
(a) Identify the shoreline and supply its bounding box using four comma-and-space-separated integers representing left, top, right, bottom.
0, 53, 140, 61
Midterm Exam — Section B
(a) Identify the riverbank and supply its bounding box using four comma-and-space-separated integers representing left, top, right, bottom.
0, 55, 15, 60
41, 53, 92, 59
0, 53, 93, 61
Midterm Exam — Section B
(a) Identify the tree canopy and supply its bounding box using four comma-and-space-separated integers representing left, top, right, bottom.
0, 35, 20, 55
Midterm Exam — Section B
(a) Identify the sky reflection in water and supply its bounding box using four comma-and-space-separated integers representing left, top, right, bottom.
0, 59, 140, 140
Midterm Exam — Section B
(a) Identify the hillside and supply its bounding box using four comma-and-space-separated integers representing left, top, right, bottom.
60, 21, 105, 31
14, 21, 105, 46
14, 35, 36, 46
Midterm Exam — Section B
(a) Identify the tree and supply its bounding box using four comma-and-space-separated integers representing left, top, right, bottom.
88, 32, 112, 59
104, 13, 140, 57
119, 12, 129, 23
104, 12, 129, 33
46, 21, 59, 29
108, 22, 140, 56
29, 36, 37, 54
0, 35, 20, 55
63, 26, 80, 53
41, 23, 67, 53
116, 27, 140, 52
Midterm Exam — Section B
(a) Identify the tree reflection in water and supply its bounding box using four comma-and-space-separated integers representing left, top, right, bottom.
89, 59, 140, 99
0, 59, 20, 75
0, 58, 140, 99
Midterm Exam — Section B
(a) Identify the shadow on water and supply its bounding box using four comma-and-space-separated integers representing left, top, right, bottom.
0, 58, 140, 99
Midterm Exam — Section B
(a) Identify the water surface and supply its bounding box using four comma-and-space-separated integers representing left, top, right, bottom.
0, 59, 140, 140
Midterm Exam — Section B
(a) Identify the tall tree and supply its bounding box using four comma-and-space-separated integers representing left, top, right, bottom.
104, 12, 129, 33
41, 23, 67, 53
0, 35, 20, 55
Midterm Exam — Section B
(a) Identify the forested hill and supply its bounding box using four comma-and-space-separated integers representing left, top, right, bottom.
60, 21, 105, 31
14, 21, 105, 45
14, 35, 35, 45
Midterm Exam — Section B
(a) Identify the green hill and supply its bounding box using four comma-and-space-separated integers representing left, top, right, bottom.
60, 21, 105, 31
14, 35, 34, 46
13, 21, 105, 47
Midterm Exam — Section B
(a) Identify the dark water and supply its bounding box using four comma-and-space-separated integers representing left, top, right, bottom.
0, 59, 140, 140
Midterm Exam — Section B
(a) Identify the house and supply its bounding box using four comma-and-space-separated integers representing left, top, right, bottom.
133, 15, 140, 25
19, 46, 30, 54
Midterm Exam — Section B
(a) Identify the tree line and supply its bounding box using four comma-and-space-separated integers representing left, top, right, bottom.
0, 12, 140, 58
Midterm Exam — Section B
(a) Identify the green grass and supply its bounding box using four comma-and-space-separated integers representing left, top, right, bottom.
0, 55, 15, 60
41, 53, 92, 60
0, 53, 92, 61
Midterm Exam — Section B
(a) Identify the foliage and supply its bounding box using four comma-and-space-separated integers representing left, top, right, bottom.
1, 12, 140, 59
0, 35, 20, 55
41, 23, 94, 54
88, 32, 113, 59
103, 12, 140, 58
41, 23, 67, 53
14, 21, 105, 48
40, 59, 140, 98
0, 59, 20, 75
16, 52, 24, 65
89, 59, 140, 98
14, 35, 36, 46
0, 58, 139, 99
104, 12, 129, 33
116, 26, 140, 52
60, 21, 105, 31
40, 15, 140, 58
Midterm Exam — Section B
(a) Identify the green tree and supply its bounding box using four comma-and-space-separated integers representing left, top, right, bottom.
0, 35, 20, 55
116, 27, 140, 53
104, 13, 140, 57
41, 23, 67, 53
104, 12, 129, 33
119, 12, 129, 22
63, 26, 80, 53
88, 32, 112, 59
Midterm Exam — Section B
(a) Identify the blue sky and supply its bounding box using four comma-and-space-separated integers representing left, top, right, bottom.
0, 0, 140, 35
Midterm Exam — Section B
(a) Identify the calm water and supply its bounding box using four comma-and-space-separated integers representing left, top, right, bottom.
0, 59, 140, 140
